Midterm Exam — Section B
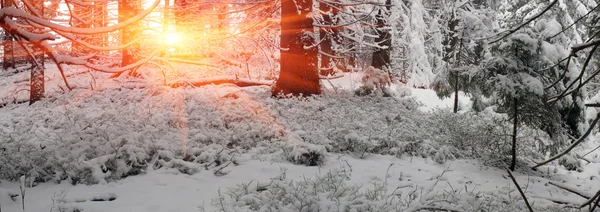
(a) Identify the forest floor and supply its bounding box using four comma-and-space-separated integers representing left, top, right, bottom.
1, 65, 600, 212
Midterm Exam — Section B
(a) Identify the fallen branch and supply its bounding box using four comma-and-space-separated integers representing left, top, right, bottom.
531, 195, 580, 206
506, 168, 534, 212
169, 77, 273, 88
411, 206, 460, 212
548, 181, 593, 199
580, 190, 600, 209
590, 193, 600, 212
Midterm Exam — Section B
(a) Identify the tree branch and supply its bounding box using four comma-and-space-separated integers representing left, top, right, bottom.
533, 113, 600, 169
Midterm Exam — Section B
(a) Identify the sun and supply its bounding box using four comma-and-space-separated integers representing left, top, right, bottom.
164, 32, 181, 46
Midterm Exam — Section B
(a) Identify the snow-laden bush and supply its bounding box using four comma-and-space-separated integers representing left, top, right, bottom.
0, 85, 560, 183
269, 93, 550, 166
213, 170, 404, 212
214, 169, 578, 212
355, 67, 391, 96
0, 86, 283, 183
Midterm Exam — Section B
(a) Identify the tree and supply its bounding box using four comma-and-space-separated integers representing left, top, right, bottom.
119, 0, 142, 68
1, 0, 14, 70
273, 0, 320, 96
475, 30, 562, 170
318, 0, 341, 76
371, 0, 392, 72
431, 0, 493, 113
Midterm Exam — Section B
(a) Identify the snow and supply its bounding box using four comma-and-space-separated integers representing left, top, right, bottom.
2, 67, 591, 211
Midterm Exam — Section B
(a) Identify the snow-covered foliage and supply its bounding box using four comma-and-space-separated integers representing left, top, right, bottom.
0, 86, 283, 183
215, 168, 580, 212
0, 84, 564, 184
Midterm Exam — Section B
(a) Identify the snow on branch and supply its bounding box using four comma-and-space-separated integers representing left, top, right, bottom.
169, 76, 273, 88
533, 113, 600, 169
0, 0, 160, 35
490, 0, 558, 44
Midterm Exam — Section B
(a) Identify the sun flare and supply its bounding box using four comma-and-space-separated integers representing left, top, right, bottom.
164, 32, 181, 46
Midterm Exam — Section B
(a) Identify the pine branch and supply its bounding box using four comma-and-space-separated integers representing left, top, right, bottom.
549, 4, 600, 39
533, 113, 600, 169
490, 0, 559, 44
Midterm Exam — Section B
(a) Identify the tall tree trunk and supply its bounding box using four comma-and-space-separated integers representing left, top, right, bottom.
93, 2, 108, 48
510, 97, 518, 171
29, 1, 45, 104
318, 1, 339, 76
453, 73, 459, 113
371, 0, 392, 71
29, 49, 44, 105
273, 0, 320, 96
71, 4, 93, 55
119, 0, 141, 67
2, 0, 14, 70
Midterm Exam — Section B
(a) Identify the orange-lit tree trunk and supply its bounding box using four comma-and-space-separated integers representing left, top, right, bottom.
72, 4, 92, 56
1, 0, 14, 70
29, 1, 45, 104
273, 0, 320, 96
119, 0, 141, 67
319, 1, 340, 76
94, 1, 109, 48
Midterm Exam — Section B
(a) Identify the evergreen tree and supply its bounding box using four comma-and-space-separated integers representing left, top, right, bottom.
431, 0, 494, 113
474, 29, 563, 170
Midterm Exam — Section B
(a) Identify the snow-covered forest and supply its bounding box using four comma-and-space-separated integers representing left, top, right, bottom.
2, 0, 600, 211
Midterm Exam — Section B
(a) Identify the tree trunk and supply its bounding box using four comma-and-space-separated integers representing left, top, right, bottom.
371, 0, 392, 71
318, 1, 339, 76
71, 4, 93, 56
510, 97, 518, 171
273, 0, 320, 96
2, 0, 14, 70
119, 0, 141, 67
453, 73, 459, 113
94, 2, 108, 47
29, 47, 44, 105
29, 1, 45, 104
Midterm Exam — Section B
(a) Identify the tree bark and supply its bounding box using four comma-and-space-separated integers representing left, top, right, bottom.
510, 97, 518, 171
453, 73, 459, 113
71, 4, 93, 56
119, 0, 141, 67
273, 0, 320, 96
2, 0, 14, 70
28, 1, 46, 104
319, 1, 339, 76
29, 51, 44, 105
371, 0, 392, 71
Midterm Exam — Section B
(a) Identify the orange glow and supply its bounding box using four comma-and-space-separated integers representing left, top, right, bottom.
164, 32, 181, 46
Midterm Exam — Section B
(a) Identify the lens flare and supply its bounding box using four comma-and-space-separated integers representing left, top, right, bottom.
164, 32, 180, 46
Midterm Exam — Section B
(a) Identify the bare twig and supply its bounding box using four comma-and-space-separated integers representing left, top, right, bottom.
548, 181, 592, 199
506, 168, 534, 212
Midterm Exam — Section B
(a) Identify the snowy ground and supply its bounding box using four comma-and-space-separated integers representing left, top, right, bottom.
1, 67, 599, 211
